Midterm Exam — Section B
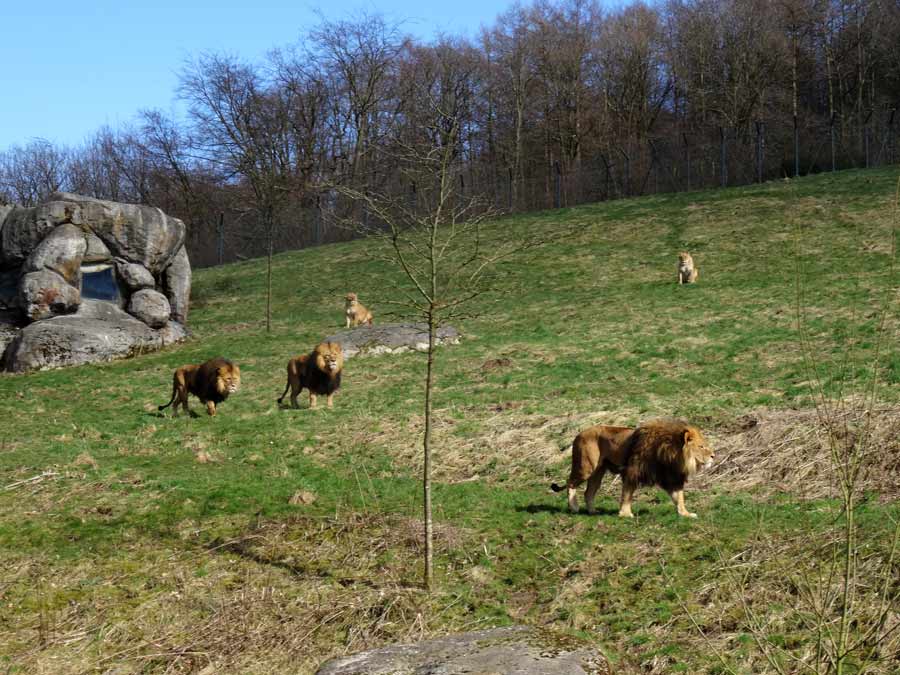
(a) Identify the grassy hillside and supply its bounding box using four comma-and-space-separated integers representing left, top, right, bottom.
1, 169, 898, 673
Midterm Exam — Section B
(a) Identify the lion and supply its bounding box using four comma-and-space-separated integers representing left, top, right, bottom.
551, 425, 634, 514
677, 252, 699, 284
277, 341, 344, 409
345, 292, 373, 328
158, 357, 241, 417
617, 419, 714, 518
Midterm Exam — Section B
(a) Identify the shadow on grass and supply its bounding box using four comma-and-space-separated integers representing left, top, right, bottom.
517, 503, 620, 516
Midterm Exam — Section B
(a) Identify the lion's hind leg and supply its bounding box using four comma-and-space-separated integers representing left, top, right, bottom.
583, 468, 606, 515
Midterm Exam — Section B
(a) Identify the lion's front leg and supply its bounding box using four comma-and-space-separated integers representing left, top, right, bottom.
206, 401, 217, 416
326, 393, 334, 409
345, 315, 351, 328
618, 480, 636, 518
309, 392, 317, 409
669, 489, 697, 518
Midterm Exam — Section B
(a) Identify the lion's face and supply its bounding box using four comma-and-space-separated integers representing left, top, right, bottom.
678, 252, 693, 265
345, 292, 357, 307
683, 427, 714, 474
314, 342, 344, 377
215, 363, 241, 397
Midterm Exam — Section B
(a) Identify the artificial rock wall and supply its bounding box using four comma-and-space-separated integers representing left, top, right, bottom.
0, 193, 191, 371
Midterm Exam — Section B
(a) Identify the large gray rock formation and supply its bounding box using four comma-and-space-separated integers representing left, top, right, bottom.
0, 193, 192, 372
315, 626, 609, 675
3, 300, 187, 372
323, 323, 461, 359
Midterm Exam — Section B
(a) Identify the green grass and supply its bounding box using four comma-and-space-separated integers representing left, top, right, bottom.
1, 168, 898, 673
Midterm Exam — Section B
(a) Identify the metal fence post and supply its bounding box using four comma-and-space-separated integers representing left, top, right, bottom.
793, 114, 800, 177
409, 181, 417, 211
315, 195, 322, 245
755, 121, 764, 183
619, 147, 630, 197
889, 108, 896, 166
648, 139, 659, 193
720, 127, 727, 187
599, 153, 610, 200
216, 212, 224, 266
554, 161, 561, 209
830, 112, 837, 172
508, 167, 513, 211
683, 133, 691, 192
864, 110, 872, 168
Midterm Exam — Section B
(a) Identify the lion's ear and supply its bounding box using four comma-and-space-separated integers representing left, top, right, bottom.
683, 429, 695, 444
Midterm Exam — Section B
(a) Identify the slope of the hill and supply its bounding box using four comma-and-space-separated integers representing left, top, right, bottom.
1, 169, 898, 674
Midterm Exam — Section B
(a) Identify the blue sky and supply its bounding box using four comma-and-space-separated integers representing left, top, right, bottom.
0, 0, 513, 149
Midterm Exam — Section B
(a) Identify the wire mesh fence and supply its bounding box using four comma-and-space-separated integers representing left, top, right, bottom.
194, 113, 897, 268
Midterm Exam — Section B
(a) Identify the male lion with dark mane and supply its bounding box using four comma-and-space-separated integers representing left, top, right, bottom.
277, 341, 344, 409
618, 419, 714, 518
550, 425, 634, 513
158, 357, 241, 417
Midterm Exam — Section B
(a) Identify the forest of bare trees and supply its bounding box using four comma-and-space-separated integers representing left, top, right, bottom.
2, 0, 899, 267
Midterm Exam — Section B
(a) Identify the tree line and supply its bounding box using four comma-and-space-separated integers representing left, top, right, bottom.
2, 0, 899, 267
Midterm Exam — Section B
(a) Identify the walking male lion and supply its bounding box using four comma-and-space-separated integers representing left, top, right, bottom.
277, 341, 344, 409
158, 357, 241, 417
618, 419, 714, 518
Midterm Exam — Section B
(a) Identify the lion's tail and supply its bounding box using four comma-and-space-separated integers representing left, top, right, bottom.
158, 385, 177, 411
276, 380, 291, 404
550, 482, 567, 492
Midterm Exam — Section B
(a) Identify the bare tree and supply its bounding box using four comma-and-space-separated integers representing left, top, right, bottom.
180, 53, 302, 330
0, 139, 70, 205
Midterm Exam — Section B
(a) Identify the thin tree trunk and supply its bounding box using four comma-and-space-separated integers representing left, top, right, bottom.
423, 307, 436, 591
266, 219, 274, 333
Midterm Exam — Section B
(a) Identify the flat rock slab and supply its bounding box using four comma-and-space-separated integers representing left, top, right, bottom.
316, 626, 609, 675
323, 323, 460, 359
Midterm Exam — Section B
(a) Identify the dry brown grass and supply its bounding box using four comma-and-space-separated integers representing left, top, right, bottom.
699, 404, 900, 500
1, 512, 480, 674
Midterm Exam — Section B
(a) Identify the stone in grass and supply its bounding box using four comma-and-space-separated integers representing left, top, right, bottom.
289, 490, 317, 506
322, 322, 460, 360
315, 626, 609, 675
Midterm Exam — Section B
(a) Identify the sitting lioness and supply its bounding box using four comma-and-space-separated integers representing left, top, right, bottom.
345, 292, 373, 328
677, 252, 699, 284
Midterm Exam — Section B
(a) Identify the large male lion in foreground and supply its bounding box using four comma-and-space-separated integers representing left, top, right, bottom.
158, 357, 241, 417
618, 419, 714, 518
277, 341, 344, 409
550, 425, 634, 513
